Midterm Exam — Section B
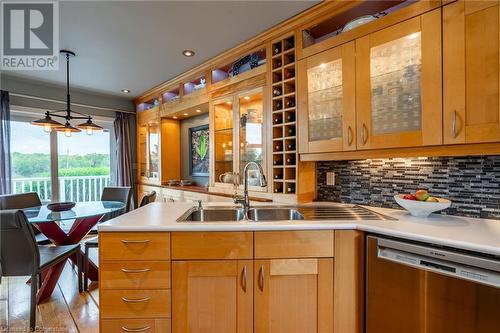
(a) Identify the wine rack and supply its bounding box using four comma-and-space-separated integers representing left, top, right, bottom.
271, 34, 297, 194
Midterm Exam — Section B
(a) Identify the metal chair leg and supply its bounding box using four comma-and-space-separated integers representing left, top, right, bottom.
84, 244, 89, 291
76, 252, 83, 293
30, 274, 37, 331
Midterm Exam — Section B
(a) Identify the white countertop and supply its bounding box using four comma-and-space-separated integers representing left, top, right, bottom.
98, 202, 500, 257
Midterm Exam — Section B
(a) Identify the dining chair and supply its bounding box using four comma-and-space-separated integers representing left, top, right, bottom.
0, 192, 51, 245
82, 187, 151, 291
0, 210, 82, 331
139, 191, 157, 207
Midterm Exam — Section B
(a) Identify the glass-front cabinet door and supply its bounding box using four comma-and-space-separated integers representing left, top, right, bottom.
356, 10, 442, 150
211, 88, 267, 190
238, 90, 265, 186
298, 41, 356, 153
213, 98, 235, 184
137, 108, 161, 184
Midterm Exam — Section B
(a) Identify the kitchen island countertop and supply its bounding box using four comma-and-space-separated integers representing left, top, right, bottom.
98, 202, 500, 257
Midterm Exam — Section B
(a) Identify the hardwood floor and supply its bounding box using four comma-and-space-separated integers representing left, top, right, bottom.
0, 249, 99, 332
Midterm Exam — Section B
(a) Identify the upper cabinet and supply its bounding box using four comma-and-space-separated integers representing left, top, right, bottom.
298, 41, 356, 153
443, 0, 500, 144
356, 9, 442, 150
210, 88, 267, 190
137, 108, 161, 184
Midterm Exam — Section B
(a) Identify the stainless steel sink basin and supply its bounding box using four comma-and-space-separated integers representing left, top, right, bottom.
248, 207, 304, 221
178, 207, 245, 222
177, 204, 394, 222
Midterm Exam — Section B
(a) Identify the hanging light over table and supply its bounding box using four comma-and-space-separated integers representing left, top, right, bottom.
31, 50, 103, 137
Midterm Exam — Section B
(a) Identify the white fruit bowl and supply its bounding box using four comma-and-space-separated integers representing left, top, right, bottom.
394, 194, 451, 217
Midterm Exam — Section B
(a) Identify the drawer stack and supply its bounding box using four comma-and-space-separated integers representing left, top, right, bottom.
99, 232, 171, 333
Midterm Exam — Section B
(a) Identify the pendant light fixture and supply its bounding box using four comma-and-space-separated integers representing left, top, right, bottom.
31, 50, 103, 137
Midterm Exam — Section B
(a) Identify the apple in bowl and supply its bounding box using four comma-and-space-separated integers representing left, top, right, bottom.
394, 190, 451, 217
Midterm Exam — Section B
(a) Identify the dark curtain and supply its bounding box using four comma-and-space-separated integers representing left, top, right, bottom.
0, 91, 11, 195
113, 112, 133, 187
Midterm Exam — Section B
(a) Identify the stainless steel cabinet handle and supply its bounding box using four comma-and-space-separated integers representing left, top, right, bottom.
121, 268, 151, 273
258, 265, 264, 291
347, 126, 353, 146
121, 296, 151, 303
121, 326, 151, 332
362, 123, 368, 145
452, 110, 459, 138
121, 239, 150, 244
241, 265, 247, 292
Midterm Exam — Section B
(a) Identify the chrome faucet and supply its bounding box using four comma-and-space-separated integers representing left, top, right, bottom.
234, 162, 267, 219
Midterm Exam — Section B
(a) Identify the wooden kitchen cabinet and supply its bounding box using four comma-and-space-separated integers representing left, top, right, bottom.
172, 260, 253, 333
356, 9, 442, 149
137, 108, 161, 184
443, 0, 500, 144
254, 258, 334, 333
297, 41, 356, 153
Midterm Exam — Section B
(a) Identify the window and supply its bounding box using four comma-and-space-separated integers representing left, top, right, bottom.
10, 120, 52, 201
57, 130, 111, 202
10, 110, 114, 203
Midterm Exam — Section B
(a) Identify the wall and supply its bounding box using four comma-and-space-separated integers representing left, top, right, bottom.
180, 113, 209, 186
316, 156, 500, 220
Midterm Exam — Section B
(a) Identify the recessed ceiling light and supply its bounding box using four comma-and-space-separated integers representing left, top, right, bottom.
183, 113, 189, 116
173, 116, 178, 119
243, 96, 250, 100
226, 101, 232, 105
121, 89, 131, 94
182, 50, 195, 57
195, 109, 201, 113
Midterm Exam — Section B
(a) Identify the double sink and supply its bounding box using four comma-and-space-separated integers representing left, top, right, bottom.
177, 205, 394, 222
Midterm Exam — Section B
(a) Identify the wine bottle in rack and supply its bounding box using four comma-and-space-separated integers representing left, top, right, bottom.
273, 87, 282, 97
286, 156, 295, 165
286, 112, 295, 122
274, 142, 283, 152
273, 114, 282, 124
273, 44, 281, 55
287, 126, 295, 136
286, 184, 295, 193
273, 158, 283, 166
274, 100, 282, 110
285, 99, 295, 108
284, 69, 294, 79
286, 142, 295, 150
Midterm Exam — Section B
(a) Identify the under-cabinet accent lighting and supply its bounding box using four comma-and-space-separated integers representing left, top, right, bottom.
319, 63, 326, 69
173, 116, 178, 119
226, 101, 232, 105
121, 89, 131, 94
243, 96, 250, 100
183, 113, 189, 116
196, 109, 201, 113
182, 49, 195, 57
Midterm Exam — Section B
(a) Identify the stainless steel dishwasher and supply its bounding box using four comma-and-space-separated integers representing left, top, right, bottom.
366, 235, 500, 333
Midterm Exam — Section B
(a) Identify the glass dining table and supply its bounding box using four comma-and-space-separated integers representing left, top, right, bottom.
23, 201, 126, 303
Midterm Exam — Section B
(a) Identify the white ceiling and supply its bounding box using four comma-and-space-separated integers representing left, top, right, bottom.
7, 1, 317, 99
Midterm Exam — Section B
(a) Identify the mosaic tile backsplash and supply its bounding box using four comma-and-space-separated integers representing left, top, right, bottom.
316, 156, 500, 219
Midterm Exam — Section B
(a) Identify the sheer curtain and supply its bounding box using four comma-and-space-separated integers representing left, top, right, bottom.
0, 90, 11, 195
113, 112, 133, 187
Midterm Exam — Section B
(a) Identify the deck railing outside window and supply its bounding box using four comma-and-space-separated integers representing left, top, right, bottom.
11, 175, 111, 202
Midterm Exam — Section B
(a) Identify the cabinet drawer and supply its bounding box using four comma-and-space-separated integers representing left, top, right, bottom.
100, 261, 170, 290
255, 231, 335, 258
100, 289, 171, 319
101, 318, 170, 333
171, 232, 253, 260
100, 232, 170, 261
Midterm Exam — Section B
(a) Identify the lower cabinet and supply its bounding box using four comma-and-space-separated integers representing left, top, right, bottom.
172, 260, 253, 333
254, 258, 334, 333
